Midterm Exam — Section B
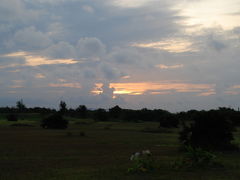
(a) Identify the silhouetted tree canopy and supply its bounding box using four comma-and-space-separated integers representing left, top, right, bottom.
179, 109, 237, 150
41, 113, 68, 129
16, 100, 26, 113
94, 108, 109, 121
159, 112, 179, 128
76, 105, 87, 118
59, 101, 67, 115
109, 105, 122, 119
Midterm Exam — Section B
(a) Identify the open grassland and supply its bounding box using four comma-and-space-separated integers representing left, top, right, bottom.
0, 115, 239, 180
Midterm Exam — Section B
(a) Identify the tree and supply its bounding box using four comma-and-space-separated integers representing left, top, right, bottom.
76, 105, 87, 118
59, 101, 67, 114
41, 113, 68, 129
179, 110, 237, 150
16, 99, 26, 112
159, 113, 179, 128
94, 108, 109, 121
109, 105, 122, 119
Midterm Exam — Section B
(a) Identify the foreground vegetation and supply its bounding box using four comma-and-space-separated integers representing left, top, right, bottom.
0, 114, 240, 180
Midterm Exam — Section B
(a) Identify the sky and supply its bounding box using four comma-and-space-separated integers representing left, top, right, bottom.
0, 0, 240, 111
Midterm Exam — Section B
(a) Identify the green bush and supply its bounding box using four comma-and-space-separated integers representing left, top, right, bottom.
172, 146, 220, 169
179, 110, 237, 150
6, 114, 18, 121
41, 113, 68, 129
127, 150, 154, 173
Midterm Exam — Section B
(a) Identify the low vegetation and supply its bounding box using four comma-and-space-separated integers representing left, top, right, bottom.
41, 113, 68, 129
0, 101, 239, 179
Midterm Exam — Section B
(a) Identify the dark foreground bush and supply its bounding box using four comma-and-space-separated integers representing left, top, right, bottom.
179, 110, 237, 151
94, 109, 109, 121
159, 113, 179, 128
41, 113, 68, 129
172, 146, 221, 170
6, 114, 18, 121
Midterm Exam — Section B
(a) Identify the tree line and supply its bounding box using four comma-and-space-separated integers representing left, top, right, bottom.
1, 100, 240, 127
1, 100, 240, 150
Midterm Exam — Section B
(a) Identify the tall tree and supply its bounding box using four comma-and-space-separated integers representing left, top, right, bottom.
76, 105, 87, 118
59, 101, 67, 114
16, 99, 26, 112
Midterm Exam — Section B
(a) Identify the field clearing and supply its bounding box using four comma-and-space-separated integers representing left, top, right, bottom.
0, 117, 239, 180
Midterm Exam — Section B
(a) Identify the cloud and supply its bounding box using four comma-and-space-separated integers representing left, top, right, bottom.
35, 73, 46, 79
48, 82, 82, 88
0, 0, 41, 22
12, 26, 52, 50
156, 64, 184, 69
108, 47, 142, 64
43, 41, 76, 59
112, 0, 151, 8
1, 51, 78, 67
0, 0, 240, 111
47, 22, 67, 41
225, 85, 240, 95
101, 64, 123, 80
82, 5, 95, 14
84, 69, 96, 79
109, 82, 216, 96
174, 0, 240, 30
76, 37, 106, 58
203, 33, 228, 51
132, 38, 198, 53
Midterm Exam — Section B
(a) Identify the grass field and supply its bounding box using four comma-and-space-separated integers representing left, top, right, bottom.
0, 115, 239, 180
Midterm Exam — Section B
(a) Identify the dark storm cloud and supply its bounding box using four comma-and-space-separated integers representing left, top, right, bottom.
0, 0, 240, 110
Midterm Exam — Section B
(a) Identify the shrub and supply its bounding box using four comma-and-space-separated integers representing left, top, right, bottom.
41, 113, 68, 129
159, 113, 179, 128
179, 110, 237, 150
172, 146, 220, 169
94, 109, 109, 121
127, 150, 154, 173
6, 114, 18, 121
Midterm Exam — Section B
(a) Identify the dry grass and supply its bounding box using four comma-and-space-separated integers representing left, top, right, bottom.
0, 118, 239, 180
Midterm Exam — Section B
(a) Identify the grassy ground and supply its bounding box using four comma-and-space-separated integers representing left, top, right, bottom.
0, 115, 239, 180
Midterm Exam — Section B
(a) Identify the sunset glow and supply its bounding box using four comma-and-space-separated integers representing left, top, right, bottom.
175, 0, 240, 30
132, 38, 197, 53
91, 83, 104, 95
109, 82, 215, 96
156, 64, 184, 69
2, 52, 78, 67
48, 83, 82, 89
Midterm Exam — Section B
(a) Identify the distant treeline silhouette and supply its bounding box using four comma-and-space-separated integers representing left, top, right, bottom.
1, 101, 240, 127
1, 100, 240, 150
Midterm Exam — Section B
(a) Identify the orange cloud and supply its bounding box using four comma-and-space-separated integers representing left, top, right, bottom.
35, 73, 46, 79
225, 85, 240, 95
9, 80, 24, 88
91, 83, 104, 95
197, 91, 216, 96
121, 75, 131, 79
48, 83, 81, 88
109, 82, 215, 96
156, 64, 184, 69
9, 85, 24, 89
132, 38, 198, 53
1, 51, 78, 67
